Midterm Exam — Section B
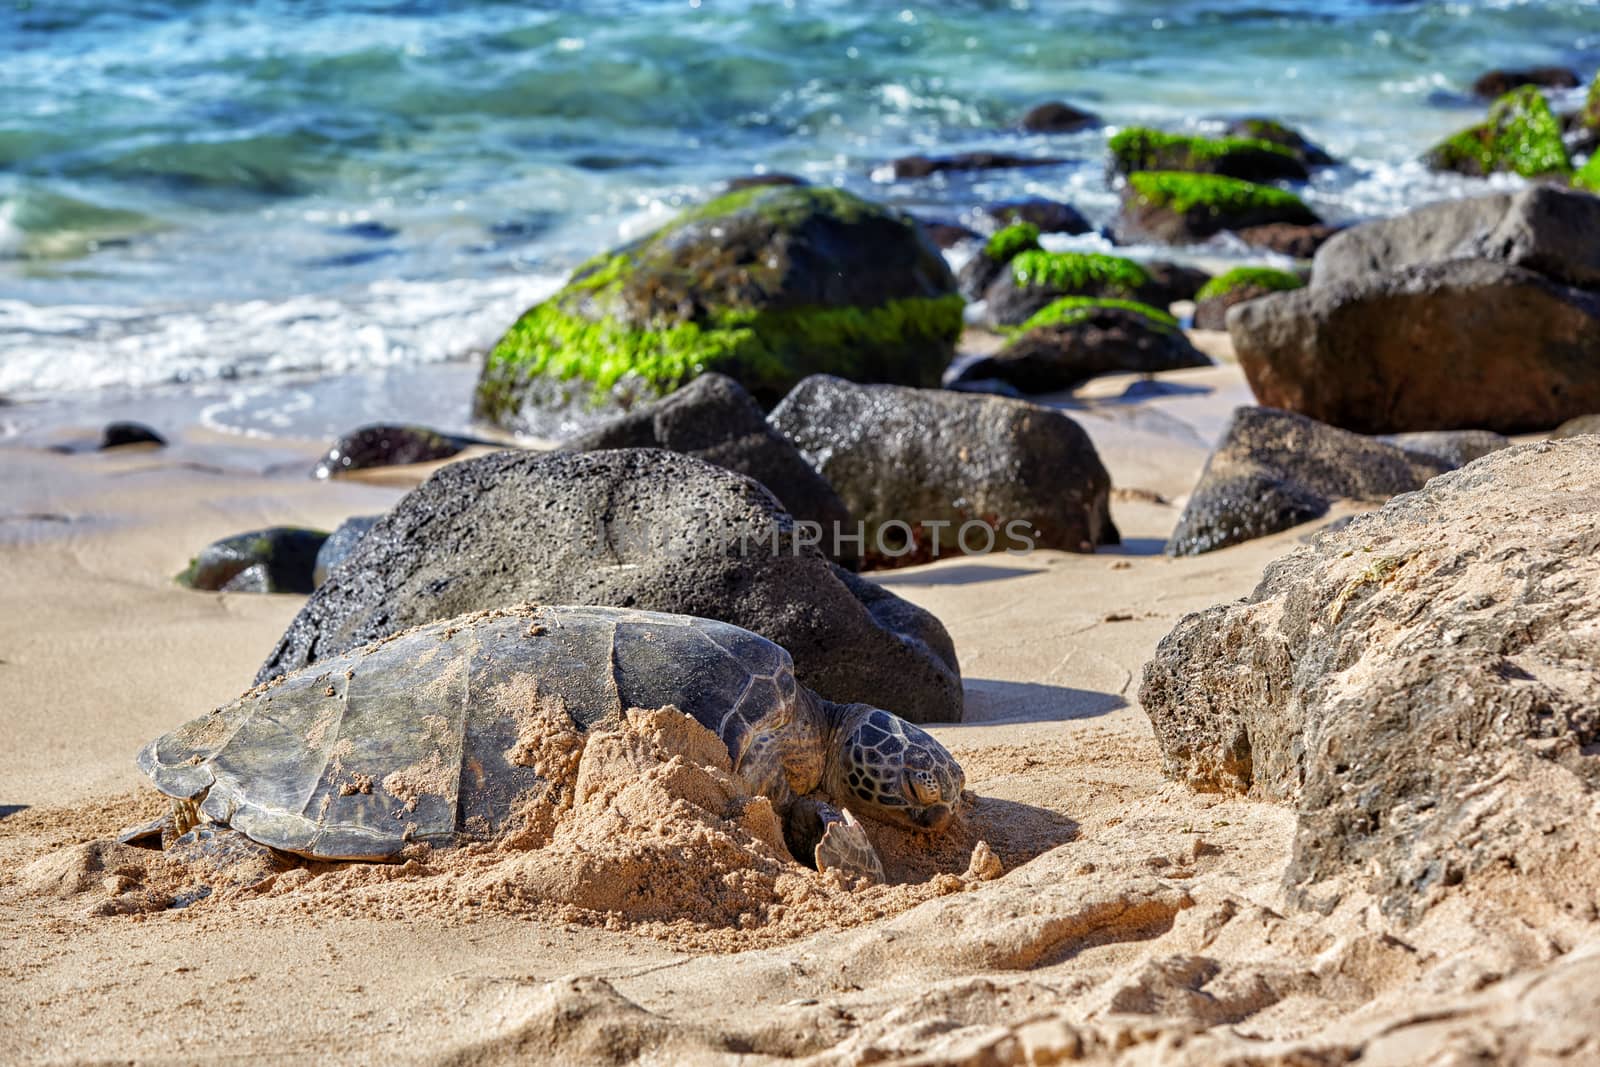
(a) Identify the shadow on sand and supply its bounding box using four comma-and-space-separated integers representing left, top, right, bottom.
872, 563, 1045, 587
956, 679, 1126, 725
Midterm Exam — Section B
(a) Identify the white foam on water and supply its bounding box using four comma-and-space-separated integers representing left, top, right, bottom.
0, 272, 563, 398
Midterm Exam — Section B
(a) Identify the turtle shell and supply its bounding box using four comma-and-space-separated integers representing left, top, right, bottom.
137, 605, 807, 860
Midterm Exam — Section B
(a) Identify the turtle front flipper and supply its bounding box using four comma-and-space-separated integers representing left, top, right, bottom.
813, 802, 885, 885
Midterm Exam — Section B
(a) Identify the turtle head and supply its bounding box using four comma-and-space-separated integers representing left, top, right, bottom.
827, 705, 965, 833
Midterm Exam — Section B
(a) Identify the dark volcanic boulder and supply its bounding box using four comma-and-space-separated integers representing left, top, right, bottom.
1191, 267, 1304, 330
1424, 86, 1571, 179
256, 449, 962, 723
768, 376, 1118, 568
1222, 118, 1335, 167
1115, 172, 1320, 245
1141, 439, 1600, 920
1471, 66, 1579, 99
1138, 261, 1213, 305
178, 527, 329, 595
473, 186, 963, 433
1164, 407, 1452, 557
1020, 101, 1099, 133
100, 422, 165, 450
917, 218, 981, 249
981, 250, 1169, 327
312, 515, 380, 589
888, 151, 1066, 180
954, 298, 1209, 395
1109, 128, 1309, 182
313, 424, 475, 479
1231, 258, 1600, 434
973, 199, 1091, 236
561, 373, 854, 561
1312, 185, 1600, 291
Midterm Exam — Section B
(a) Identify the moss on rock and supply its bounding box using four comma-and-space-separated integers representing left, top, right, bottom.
1017, 296, 1179, 334
984, 222, 1042, 262
1009, 250, 1151, 296
1128, 172, 1311, 216
1195, 267, 1305, 302
1424, 85, 1571, 179
1575, 153, 1600, 193
1109, 127, 1306, 181
474, 185, 962, 429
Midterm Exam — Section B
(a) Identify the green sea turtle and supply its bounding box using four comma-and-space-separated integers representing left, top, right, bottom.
133, 605, 966, 884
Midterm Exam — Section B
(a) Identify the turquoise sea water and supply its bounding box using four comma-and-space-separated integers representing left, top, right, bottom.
1, 0, 1597, 404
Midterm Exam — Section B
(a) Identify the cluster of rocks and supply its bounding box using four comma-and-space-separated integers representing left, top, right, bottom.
1426, 73, 1600, 189
1230, 185, 1600, 434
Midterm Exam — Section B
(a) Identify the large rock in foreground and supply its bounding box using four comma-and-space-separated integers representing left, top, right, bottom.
1142, 439, 1600, 920
1165, 407, 1453, 556
474, 186, 963, 433
1230, 258, 1600, 434
768, 376, 1118, 567
561, 373, 853, 562
258, 450, 962, 723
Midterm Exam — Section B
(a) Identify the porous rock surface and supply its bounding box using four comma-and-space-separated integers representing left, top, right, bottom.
1142, 439, 1600, 919
768, 375, 1118, 567
257, 448, 962, 723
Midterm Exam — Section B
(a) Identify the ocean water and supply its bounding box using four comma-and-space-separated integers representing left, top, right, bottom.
1, 0, 1597, 415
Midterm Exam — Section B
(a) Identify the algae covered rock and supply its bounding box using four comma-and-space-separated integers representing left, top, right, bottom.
956, 222, 1042, 301
256, 449, 962, 723
1424, 85, 1571, 179
1192, 267, 1304, 330
1109, 128, 1309, 182
1115, 172, 1320, 245
1222, 118, 1335, 167
473, 185, 963, 433
974, 198, 1091, 236
1164, 406, 1451, 557
768, 376, 1118, 567
952, 297, 1209, 395
1471, 66, 1579, 99
982, 249, 1167, 327
1143, 438, 1600, 920
178, 527, 329, 594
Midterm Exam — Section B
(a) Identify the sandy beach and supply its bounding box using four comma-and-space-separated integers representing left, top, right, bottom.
0, 358, 1473, 1065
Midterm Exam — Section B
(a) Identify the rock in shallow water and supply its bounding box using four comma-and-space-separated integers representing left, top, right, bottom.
312, 424, 475, 479
768, 375, 1118, 567
1231, 258, 1600, 434
177, 527, 329, 594
257, 449, 962, 723
1164, 407, 1453, 557
1142, 439, 1600, 920
99, 421, 165, 450
561, 373, 854, 564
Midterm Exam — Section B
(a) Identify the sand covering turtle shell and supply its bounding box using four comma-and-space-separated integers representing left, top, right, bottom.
18, 705, 1004, 951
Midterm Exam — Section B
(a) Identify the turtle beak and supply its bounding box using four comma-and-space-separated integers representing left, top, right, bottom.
917, 802, 953, 832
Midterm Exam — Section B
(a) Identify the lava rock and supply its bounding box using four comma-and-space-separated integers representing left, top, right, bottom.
1312, 185, 1600, 291
1109, 128, 1309, 182
1231, 258, 1600, 434
954, 300, 1209, 395
1232, 222, 1342, 258
474, 186, 962, 433
981, 250, 1171, 327
313, 424, 477, 479
561, 373, 854, 562
1471, 66, 1580, 99
1115, 172, 1320, 245
99, 422, 166, 450
888, 151, 1067, 180
768, 376, 1118, 568
256, 449, 962, 723
974, 199, 1091, 236
1020, 101, 1099, 133
1191, 267, 1304, 331
1164, 406, 1453, 557
1138, 261, 1213, 306
178, 527, 329, 595
1222, 118, 1336, 167
1142, 439, 1600, 920
918, 218, 981, 249
312, 515, 380, 589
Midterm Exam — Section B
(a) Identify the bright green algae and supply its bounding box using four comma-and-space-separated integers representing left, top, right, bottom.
1425, 85, 1570, 179
475, 185, 963, 418
984, 222, 1041, 262
1008, 249, 1150, 296
1109, 127, 1296, 174
1015, 296, 1178, 334
1195, 267, 1304, 301
1575, 153, 1600, 193
1126, 171, 1311, 215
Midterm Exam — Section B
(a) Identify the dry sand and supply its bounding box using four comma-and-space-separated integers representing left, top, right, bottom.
2, 363, 1586, 1065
